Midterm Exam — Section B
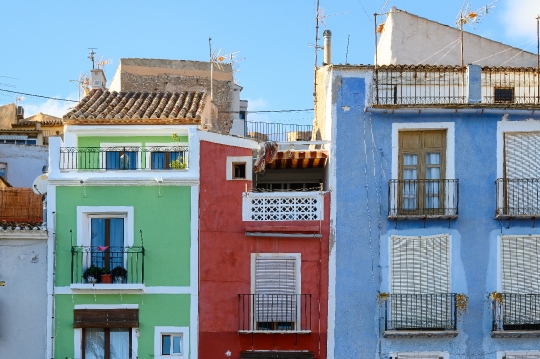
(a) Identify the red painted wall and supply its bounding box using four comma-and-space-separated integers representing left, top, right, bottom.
198, 140, 330, 359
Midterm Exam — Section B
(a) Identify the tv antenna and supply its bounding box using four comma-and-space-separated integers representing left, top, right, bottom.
88, 48, 97, 69
70, 73, 91, 100
455, 1, 498, 67
208, 38, 244, 99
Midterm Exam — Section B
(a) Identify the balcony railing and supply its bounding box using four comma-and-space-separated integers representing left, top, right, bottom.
496, 179, 540, 218
372, 65, 540, 107
492, 293, 540, 331
238, 294, 312, 333
246, 122, 313, 142
60, 146, 189, 170
71, 246, 145, 284
242, 191, 323, 221
388, 179, 459, 219
382, 293, 457, 331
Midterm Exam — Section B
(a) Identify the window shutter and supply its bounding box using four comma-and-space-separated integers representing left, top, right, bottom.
501, 236, 540, 293
391, 234, 450, 294
73, 309, 138, 328
505, 133, 540, 179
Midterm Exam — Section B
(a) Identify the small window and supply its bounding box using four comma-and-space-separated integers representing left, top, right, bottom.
0, 163, 6, 180
161, 334, 182, 355
232, 162, 246, 179
494, 87, 514, 103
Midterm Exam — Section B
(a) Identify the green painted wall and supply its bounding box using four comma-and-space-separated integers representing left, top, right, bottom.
54, 294, 191, 359
55, 186, 192, 287
78, 135, 188, 148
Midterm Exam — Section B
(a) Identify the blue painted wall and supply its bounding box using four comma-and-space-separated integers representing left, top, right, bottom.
332, 75, 540, 358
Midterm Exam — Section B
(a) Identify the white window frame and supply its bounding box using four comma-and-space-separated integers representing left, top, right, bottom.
389, 352, 449, 359
226, 156, 252, 181
100, 142, 142, 170
496, 120, 540, 179
145, 142, 189, 170
154, 326, 189, 358
498, 350, 540, 359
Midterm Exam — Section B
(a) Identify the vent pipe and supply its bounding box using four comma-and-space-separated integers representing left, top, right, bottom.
323, 30, 332, 65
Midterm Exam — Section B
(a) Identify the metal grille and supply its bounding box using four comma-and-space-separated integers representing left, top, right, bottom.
492, 293, 540, 331
246, 122, 313, 142
482, 67, 540, 105
243, 192, 322, 221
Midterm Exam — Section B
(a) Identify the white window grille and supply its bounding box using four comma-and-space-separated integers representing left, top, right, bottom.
242, 192, 323, 221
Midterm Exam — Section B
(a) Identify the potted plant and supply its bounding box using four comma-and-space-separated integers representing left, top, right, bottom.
112, 266, 127, 284
100, 267, 112, 284
83, 264, 101, 284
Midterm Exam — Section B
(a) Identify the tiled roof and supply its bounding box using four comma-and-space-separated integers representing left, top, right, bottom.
63, 89, 208, 124
13, 119, 63, 127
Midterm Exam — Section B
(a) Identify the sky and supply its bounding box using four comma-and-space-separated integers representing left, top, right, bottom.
0, 0, 539, 125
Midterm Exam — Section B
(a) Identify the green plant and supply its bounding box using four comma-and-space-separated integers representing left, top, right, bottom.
491, 291, 503, 304
111, 266, 127, 278
100, 266, 111, 275
455, 293, 469, 317
170, 133, 187, 169
83, 264, 101, 282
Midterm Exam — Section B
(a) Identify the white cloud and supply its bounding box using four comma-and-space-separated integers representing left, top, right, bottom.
21, 92, 79, 118
500, 0, 540, 40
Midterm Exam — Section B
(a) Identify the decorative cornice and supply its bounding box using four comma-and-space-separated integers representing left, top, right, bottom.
48, 178, 199, 187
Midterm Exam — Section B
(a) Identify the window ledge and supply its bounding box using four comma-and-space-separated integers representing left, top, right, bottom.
495, 214, 540, 220
388, 215, 458, 220
70, 284, 145, 292
383, 330, 458, 338
238, 330, 311, 335
491, 330, 540, 338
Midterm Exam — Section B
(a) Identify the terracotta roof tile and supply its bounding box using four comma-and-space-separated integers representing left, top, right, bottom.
63, 89, 207, 124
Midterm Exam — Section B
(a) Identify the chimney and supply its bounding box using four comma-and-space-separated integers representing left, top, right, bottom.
90, 69, 107, 91
323, 30, 332, 65
466, 64, 482, 104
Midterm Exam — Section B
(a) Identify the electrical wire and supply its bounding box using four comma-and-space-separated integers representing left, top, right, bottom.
0, 88, 78, 103
472, 39, 536, 64
417, 37, 461, 65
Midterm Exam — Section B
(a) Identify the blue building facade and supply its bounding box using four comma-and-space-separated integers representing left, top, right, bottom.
318, 64, 540, 358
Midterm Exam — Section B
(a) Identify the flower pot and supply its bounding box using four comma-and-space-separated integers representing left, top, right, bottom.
100, 274, 112, 284
114, 276, 125, 284
86, 276, 97, 284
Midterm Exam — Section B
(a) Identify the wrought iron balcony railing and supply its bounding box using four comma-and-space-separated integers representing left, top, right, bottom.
496, 179, 540, 218
238, 294, 312, 333
246, 121, 313, 142
388, 179, 459, 219
492, 293, 540, 331
71, 246, 145, 284
242, 191, 323, 221
60, 146, 189, 170
382, 293, 457, 331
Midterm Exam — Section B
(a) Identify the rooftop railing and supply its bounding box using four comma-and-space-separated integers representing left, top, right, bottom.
246, 122, 313, 142
238, 294, 312, 333
496, 179, 540, 218
382, 293, 457, 331
60, 146, 189, 170
492, 293, 540, 331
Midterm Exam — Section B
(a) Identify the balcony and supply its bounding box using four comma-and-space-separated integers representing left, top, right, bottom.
238, 294, 312, 334
492, 293, 540, 337
388, 179, 459, 219
496, 179, 540, 219
372, 65, 540, 108
243, 191, 323, 222
59, 146, 189, 170
246, 122, 313, 142
71, 246, 144, 291
381, 293, 458, 338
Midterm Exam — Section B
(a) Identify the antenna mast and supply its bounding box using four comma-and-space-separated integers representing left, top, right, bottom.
537, 15, 539, 104
313, 0, 320, 104
88, 48, 97, 69
209, 37, 213, 101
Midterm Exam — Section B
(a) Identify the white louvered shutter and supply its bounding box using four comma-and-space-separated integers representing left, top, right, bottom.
255, 257, 297, 324
504, 133, 540, 215
391, 235, 450, 329
501, 236, 540, 324
395, 355, 444, 359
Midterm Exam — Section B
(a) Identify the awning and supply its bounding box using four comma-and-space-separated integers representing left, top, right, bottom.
267, 150, 327, 170
73, 309, 139, 328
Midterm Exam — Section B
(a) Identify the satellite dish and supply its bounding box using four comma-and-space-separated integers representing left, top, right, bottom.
33, 173, 48, 195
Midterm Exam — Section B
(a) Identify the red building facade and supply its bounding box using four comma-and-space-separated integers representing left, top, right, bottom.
198, 136, 330, 359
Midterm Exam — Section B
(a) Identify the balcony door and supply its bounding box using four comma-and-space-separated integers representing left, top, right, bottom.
504, 133, 540, 215
91, 218, 124, 270
399, 131, 446, 214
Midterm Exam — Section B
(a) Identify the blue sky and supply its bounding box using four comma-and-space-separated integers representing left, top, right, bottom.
0, 0, 538, 125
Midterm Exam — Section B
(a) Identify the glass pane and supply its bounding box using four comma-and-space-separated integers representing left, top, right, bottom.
91, 219, 106, 268
172, 335, 181, 354
402, 182, 417, 210
151, 152, 165, 169
426, 167, 440, 180
426, 153, 440, 165
403, 169, 417, 180
109, 218, 125, 270
110, 328, 130, 359
162, 335, 171, 355
403, 154, 417, 166
106, 152, 120, 169
84, 328, 105, 359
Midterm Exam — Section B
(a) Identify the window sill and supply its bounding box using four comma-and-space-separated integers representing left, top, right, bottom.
388, 214, 458, 220
70, 284, 145, 292
383, 330, 458, 338
238, 330, 311, 335
491, 330, 540, 338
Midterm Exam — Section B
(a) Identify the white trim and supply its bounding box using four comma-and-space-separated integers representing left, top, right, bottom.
49, 178, 200, 186
76, 206, 134, 247
190, 185, 199, 359
389, 351, 449, 359
497, 234, 502, 292
498, 350, 540, 359
55, 285, 197, 295
154, 326, 189, 358
74, 328, 82, 359
74, 304, 138, 309
226, 156, 252, 181
0, 230, 47, 239
198, 130, 258, 149
496, 118, 540, 179
46, 185, 56, 359
391, 122, 456, 180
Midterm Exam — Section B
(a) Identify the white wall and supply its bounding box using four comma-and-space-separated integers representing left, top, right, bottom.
0, 144, 48, 187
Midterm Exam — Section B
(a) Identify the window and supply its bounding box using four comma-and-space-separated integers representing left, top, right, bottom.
161, 334, 182, 355
252, 254, 300, 331
90, 217, 124, 270
154, 327, 189, 358
151, 151, 185, 170
106, 150, 137, 170
232, 162, 246, 179
495, 87, 514, 103
226, 156, 252, 181
500, 351, 540, 359
390, 352, 448, 359
0, 163, 6, 180
83, 328, 132, 359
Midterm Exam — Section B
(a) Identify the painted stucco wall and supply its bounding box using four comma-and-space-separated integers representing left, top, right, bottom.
198, 140, 330, 359
0, 231, 47, 359
0, 144, 48, 187
330, 73, 540, 358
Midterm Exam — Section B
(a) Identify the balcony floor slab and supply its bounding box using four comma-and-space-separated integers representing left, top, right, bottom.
491, 330, 540, 338
238, 330, 311, 335
383, 330, 458, 339
70, 284, 145, 293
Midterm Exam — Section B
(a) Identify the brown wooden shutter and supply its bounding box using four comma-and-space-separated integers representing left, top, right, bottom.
73, 309, 138, 328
